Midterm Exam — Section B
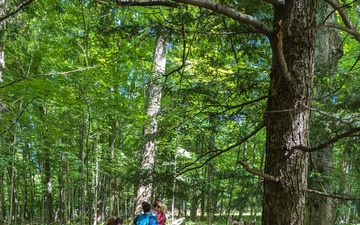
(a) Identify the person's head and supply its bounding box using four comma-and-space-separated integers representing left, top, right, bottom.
106, 216, 123, 225
142, 202, 151, 213
155, 197, 162, 204
152, 202, 160, 210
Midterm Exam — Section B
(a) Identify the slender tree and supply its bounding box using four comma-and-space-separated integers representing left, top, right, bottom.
0, 0, 4, 83
135, 33, 168, 213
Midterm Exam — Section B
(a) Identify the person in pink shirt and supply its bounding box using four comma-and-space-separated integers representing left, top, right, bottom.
153, 198, 166, 225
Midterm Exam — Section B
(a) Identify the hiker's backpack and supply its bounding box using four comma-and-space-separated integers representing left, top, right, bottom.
137, 214, 155, 225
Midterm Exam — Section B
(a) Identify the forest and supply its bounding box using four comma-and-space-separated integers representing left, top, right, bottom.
0, 0, 360, 225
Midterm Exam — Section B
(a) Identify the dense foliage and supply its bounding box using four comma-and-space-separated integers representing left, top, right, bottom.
0, 0, 359, 225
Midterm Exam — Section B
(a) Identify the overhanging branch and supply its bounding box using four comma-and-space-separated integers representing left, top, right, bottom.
262, 0, 285, 5
118, 0, 273, 37
307, 189, 360, 201
117, 0, 178, 7
171, 0, 273, 37
238, 160, 279, 183
0, 0, 35, 23
175, 122, 265, 177
325, 0, 360, 42
323, 23, 360, 41
0, 66, 99, 89
0, 97, 37, 136
293, 127, 360, 152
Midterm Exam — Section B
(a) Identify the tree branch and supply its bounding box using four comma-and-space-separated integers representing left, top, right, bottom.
322, 23, 360, 41
171, 0, 273, 36
175, 121, 265, 177
293, 127, 360, 152
307, 189, 360, 201
0, 97, 37, 136
262, 0, 285, 5
117, 0, 178, 7
237, 160, 279, 183
0, 0, 35, 23
0, 66, 99, 89
118, 0, 273, 37
324, 0, 360, 42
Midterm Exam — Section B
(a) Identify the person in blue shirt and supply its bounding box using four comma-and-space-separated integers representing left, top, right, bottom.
133, 202, 158, 225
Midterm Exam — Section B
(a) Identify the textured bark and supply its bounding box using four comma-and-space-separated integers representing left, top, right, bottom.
0, 172, 3, 223
21, 144, 29, 222
43, 152, 54, 224
263, 1, 316, 224
190, 180, 199, 221
306, 146, 334, 225
135, 34, 167, 214
37, 106, 54, 224
0, 0, 5, 113
207, 115, 216, 225
0, 0, 4, 83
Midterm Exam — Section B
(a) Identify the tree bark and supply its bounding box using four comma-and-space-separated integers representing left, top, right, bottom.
0, 0, 4, 83
207, 115, 216, 225
21, 143, 29, 222
190, 180, 199, 221
135, 33, 167, 213
263, 1, 316, 224
0, 171, 4, 223
0, 0, 6, 114
0, 2, 4, 219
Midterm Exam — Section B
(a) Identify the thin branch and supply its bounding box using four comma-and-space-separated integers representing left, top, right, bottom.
237, 160, 279, 183
0, 66, 99, 89
321, 0, 355, 25
324, 0, 360, 42
0, 97, 37, 136
117, 0, 178, 7
307, 189, 360, 201
262, 0, 285, 5
175, 121, 265, 176
202, 96, 268, 119
293, 127, 360, 152
305, 104, 354, 128
224, 96, 268, 111
0, 0, 35, 23
323, 23, 360, 41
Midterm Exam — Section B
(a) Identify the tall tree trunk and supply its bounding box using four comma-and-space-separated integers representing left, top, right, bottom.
0, 0, 5, 115
263, 1, 316, 225
43, 150, 53, 224
306, 145, 333, 224
0, 0, 4, 84
207, 114, 216, 225
58, 150, 67, 225
92, 138, 99, 225
7, 161, 17, 225
42, 110, 54, 224
108, 116, 117, 216
135, 34, 167, 213
79, 118, 86, 225
206, 163, 214, 225
0, 170, 4, 223
225, 147, 242, 225
305, 1, 342, 224
21, 143, 29, 222
36, 105, 54, 224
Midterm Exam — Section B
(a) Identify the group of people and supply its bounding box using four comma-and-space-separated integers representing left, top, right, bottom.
106, 197, 167, 225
